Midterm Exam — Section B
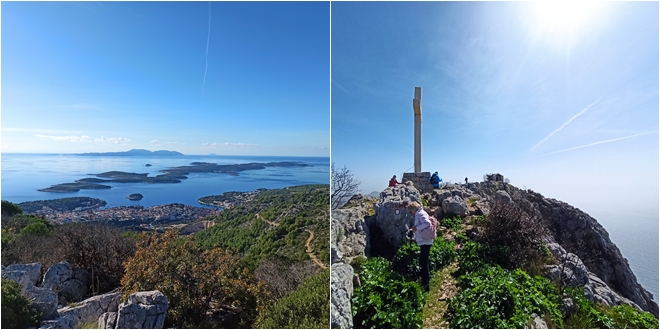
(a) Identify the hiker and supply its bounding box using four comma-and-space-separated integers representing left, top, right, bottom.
465, 177, 468, 184
407, 201, 434, 291
429, 171, 441, 189
389, 175, 400, 187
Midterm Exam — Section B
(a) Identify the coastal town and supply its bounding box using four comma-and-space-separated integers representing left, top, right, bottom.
28, 203, 220, 231
16, 189, 270, 232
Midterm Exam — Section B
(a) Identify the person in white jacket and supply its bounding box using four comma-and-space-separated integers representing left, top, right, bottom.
407, 201, 434, 291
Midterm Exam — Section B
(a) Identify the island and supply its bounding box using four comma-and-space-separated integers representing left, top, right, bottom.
145, 164, 153, 167
38, 182, 112, 193
38, 161, 311, 192
127, 193, 144, 201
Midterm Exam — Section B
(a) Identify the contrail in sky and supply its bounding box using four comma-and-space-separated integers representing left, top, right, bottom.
540, 131, 656, 156
530, 96, 603, 152
202, 2, 211, 97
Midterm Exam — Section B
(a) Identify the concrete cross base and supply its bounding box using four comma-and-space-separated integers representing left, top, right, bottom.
402, 172, 434, 194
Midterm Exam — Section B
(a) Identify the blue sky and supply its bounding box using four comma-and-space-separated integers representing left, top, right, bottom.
2, 1, 329, 156
332, 2, 658, 215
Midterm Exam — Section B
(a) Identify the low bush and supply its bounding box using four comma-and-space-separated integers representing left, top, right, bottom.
1, 279, 42, 328
441, 216, 462, 231
482, 202, 548, 271
254, 269, 330, 329
352, 257, 424, 328
122, 230, 266, 328
447, 265, 563, 329
605, 304, 659, 329
456, 240, 507, 275
1, 200, 23, 218
565, 287, 614, 328
392, 238, 456, 280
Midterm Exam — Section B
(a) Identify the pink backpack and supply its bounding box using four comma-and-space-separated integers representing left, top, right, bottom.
419, 216, 437, 240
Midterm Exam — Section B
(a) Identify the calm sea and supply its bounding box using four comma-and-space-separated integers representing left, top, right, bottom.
579, 204, 659, 305
0, 153, 329, 208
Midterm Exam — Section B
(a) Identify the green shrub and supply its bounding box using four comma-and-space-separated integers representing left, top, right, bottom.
392, 238, 456, 280
565, 287, 614, 329
1, 279, 42, 328
447, 265, 563, 329
352, 257, 424, 328
456, 240, 507, 275
19, 218, 54, 237
441, 216, 462, 231
254, 269, 330, 329
122, 230, 266, 328
605, 304, 659, 329
1, 200, 23, 217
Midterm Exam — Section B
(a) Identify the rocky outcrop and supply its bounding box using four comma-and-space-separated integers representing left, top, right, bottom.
373, 182, 421, 249
441, 195, 468, 217
2, 263, 42, 289
27, 286, 60, 320
331, 207, 370, 264
42, 291, 122, 329
331, 262, 354, 329
42, 261, 90, 303
523, 190, 658, 317
111, 291, 169, 329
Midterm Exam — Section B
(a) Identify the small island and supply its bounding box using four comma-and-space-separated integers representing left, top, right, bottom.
127, 193, 144, 201
145, 164, 152, 167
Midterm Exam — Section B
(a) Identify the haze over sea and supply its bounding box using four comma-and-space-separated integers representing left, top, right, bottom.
1, 153, 329, 208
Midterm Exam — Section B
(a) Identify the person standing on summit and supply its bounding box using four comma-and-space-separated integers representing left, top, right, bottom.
389, 175, 400, 187
408, 201, 434, 291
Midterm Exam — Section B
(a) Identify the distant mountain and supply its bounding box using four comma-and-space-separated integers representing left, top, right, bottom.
77, 149, 184, 157
366, 191, 381, 198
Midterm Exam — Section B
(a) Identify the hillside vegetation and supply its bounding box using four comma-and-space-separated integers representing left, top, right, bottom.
195, 184, 330, 269
2, 184, 330, 328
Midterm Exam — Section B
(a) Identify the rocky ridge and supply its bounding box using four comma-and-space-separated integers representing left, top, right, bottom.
1, 261, 169, 329
330, 181, 658, 327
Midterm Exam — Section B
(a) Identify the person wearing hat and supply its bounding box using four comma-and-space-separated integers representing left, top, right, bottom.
388, 175, 400, 187
407, 201, 434, 291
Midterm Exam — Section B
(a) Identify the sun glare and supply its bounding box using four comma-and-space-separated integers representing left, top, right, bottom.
530, 1, 606, 42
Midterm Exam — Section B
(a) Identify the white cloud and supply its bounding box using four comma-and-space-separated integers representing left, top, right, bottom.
35, 134, 92, 142
150, 140, 178, 146
202, 142, 260, 148
35, 134, 130, 144
94, 136, 131, 144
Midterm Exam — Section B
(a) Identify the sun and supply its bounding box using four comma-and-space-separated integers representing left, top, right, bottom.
529, 1, 606, 42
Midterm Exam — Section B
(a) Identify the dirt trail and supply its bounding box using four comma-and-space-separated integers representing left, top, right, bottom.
256, 213, 279, 227
257, 213, 326, 269
305, 229, 327, 270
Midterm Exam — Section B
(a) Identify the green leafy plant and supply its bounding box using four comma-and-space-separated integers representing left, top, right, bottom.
352, 257, 424, 329
392, 239, 456, 281
605, 304, 659, 329
1, 279, 42, 328
565, 287, 614, 329
447, 265, 563, 329
441, 216, 462, 231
